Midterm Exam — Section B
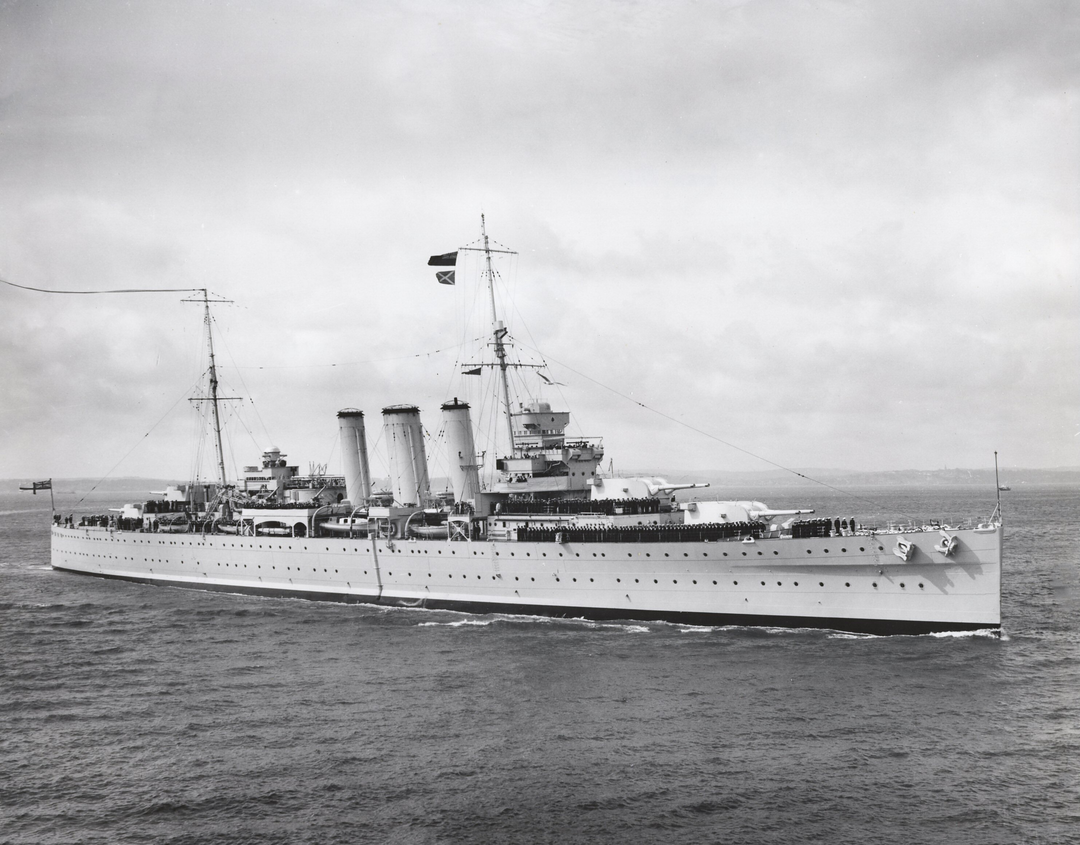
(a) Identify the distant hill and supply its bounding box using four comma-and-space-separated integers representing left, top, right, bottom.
624, 468, 1080, 487
10, 478, 184, 496
11, 468, 1080, 496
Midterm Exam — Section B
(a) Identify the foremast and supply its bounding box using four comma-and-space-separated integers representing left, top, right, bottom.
456, 215, 520, 457
450, 218, 604, 498
481, 215, 517, 455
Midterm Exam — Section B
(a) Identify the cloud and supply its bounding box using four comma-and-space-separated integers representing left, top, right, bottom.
1, 0, 1077, 481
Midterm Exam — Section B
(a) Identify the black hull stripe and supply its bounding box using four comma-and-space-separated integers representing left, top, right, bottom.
53, 565, 998, 637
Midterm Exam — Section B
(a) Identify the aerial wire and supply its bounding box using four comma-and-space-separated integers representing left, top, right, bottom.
1, 277, 208, 295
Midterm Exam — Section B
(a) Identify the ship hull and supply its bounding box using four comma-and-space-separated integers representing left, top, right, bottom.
51, 524, 1002, 635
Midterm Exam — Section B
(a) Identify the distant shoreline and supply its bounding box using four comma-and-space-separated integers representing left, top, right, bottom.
8, 467, 1080, 494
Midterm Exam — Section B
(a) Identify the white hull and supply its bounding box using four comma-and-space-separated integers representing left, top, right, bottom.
51, 523, 1002, 635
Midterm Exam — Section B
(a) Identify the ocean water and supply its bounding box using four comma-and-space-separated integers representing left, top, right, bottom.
1, 485, 1078, 845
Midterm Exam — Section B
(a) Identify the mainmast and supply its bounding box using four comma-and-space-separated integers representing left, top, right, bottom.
184, 289, 235, 491
202, 290, 229, 488
481, 214, 517, 454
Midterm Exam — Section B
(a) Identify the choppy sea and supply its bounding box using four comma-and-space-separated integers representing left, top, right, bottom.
1, 484, 1078, 845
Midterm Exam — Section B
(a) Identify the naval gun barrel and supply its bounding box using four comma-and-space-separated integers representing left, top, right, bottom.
653, 481, 710, 494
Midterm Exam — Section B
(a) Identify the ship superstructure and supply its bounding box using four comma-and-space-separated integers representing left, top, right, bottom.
49, 222, 1003, 635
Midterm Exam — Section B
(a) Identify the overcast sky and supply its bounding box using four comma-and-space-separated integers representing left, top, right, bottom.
1, 0, 1077, 485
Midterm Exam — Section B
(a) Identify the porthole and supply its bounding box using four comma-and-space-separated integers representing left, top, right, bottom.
777, 581, 782, 586
872, 582, 878, 588
919, 583, 925, 589
859, 547, 865, 552
845, 582, 851, 587
900, 583, 906, 588
819, 581, 824, 586
760, 581, 766, 586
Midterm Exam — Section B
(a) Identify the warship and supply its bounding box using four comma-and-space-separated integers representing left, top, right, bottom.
50, 220, 1003, 635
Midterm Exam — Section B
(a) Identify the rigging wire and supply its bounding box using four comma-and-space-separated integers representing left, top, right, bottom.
515, 341, 920, 519
10, 269, 919, 519
235, 339, 478, 370
71, 379, 202, 508
206, 307, 276, 452
5, 277, 227, 496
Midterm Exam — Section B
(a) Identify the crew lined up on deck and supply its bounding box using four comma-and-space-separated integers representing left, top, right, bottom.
515, 521, 767, 544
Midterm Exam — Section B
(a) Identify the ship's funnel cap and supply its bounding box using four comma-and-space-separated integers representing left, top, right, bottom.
441, 397, 470, 411
382, 404, 420, 416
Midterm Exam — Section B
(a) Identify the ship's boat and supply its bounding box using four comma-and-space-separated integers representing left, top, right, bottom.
49, 219, 1003, 635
